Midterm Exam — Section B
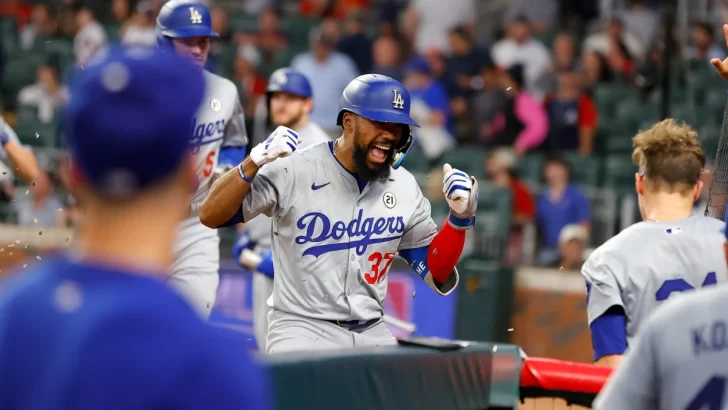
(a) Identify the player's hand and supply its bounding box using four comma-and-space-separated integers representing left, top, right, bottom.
257, 250, 275, 278
711, 24, 728, 79
232, 231, 256, 263
249, 126, 299, 167
442, 163, 478, 229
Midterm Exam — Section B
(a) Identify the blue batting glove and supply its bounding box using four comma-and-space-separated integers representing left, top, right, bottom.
257, 250, 275, 278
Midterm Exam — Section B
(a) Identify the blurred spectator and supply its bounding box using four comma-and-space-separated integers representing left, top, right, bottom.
491, 17, 552, 100
619, 0, 658, 49
543, 32, 578, 91
606, 38, 636, 83
505, 0, 558, 34
403, 0, 475, 54
243, 0, 274, 15
376, 0, 407, 38
444, 25, 491, 98
0, 0, 32, 28
555, 224, 588, 270
543, 69, 598, 155
291, 27, 359, 132
486, 148, 535, 224
299, 0, 369, 19
17, 65, 69, 124
233, 45, 266, 124
471, 62, 506, 143
336, 11, 373, 73
210, 6, 232, 42
111, 0, 132, 23
120, 1, 156, 47
13, 169, 62, 228
536, 156, 591, 266
19, 3, 60, 51
583, 17, 644, 62
482, 65, 548, 156
404, 56, 454, 160
73, 3, 107, 67
582, 50, 612, 91
371, 36, 404, 81
238, 7, 289, 58
685, 23, 725, 68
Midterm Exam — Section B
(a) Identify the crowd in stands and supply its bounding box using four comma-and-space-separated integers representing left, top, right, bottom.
1, 0, 727, 269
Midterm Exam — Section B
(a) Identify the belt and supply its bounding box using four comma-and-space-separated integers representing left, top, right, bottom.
326, 317, 380, 329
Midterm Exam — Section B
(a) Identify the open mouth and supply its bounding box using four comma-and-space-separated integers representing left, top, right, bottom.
368, 144, 392, 164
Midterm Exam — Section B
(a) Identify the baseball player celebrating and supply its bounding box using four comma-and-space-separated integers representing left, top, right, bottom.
0, 116, 51, 198
233, 68, 331, 350
200, 74, 477, 353
583, 119, 727, 368
0, 46, 269, 410
156, 0, 249, 318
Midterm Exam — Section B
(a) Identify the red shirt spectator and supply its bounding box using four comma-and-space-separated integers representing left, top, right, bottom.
0, 0, 32, 28
544, 70, 598, 154
511, 178, 536, 221
299, 0, 368, 18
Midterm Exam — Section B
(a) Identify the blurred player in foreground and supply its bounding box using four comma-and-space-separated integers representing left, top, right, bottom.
594, 24, 728, 410
200, 74, 477, 353
157, 0, 249, 318
232, 68, 330, 350
0, 47, 270, 410
582, 119, 727, 368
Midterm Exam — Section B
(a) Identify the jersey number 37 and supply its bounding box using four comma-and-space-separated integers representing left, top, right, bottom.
655, 271, 717, 302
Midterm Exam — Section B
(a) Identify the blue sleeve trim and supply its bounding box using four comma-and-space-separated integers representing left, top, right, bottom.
218, 146, 247, 167
591, 308, 628, 361
448, 213, 475, 229
219, 206, 244, 228
398, 246, 430, 279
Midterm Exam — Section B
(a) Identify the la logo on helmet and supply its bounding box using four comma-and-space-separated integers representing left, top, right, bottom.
392, 89, 404, 110
189, 7, 202, 24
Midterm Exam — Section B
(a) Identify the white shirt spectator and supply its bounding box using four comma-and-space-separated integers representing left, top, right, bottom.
411, 0, 475, 54
620, 7, 658, 48
491, 38, 552, 101
74, 21, 107, 67
291, 51, 359, 131
583, 31, 644, 61
17, 84, 69, 124
121, 26, 156, 47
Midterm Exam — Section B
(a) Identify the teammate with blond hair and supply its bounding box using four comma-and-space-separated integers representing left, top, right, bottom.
582, 119, 728, 368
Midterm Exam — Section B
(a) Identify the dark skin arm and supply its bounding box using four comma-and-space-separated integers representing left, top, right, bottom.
199, 157, 259, 228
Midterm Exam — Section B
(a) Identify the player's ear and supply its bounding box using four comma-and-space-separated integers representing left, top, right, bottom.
635, 172, 644, 196
343, 112, 353, 131
694, 180, 704, 202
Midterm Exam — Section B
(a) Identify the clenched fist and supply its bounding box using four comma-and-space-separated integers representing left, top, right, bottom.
249, 126, 300, 167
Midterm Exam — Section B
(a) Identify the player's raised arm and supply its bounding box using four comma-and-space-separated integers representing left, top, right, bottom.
0, 117, 43, 185
199, 126, 300, 228
398, 163, 478, 295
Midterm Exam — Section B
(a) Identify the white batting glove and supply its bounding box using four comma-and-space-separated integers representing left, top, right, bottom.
249, 126, 300, 167
442, 163, 478, 230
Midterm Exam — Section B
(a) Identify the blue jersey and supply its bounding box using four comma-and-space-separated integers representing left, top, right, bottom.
0, 255, 271, 410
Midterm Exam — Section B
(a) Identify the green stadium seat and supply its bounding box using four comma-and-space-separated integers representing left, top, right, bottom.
476, 185, 512, 233
593, 85, 639, 118
2, 52, 49, 109
402, 143, 430, 174
273, 48, 297, 68
513, 152, 544, 184
281, 17, 320, 49
603, 155, 637, 195
229, 13, 258, 33
563, 153, 601, 188
104, 23, 121, 41
0, 17, 17, 56
214, 42, 237, 78
440, 146, 485, 179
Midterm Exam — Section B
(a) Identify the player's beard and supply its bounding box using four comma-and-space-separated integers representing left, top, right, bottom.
274, 106, 305, 129
352, 123, 393, 183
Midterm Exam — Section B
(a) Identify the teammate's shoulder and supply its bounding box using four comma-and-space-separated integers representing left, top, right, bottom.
692, 215, 725, 231
648, 284, 728, 330
204, 70, 238, 92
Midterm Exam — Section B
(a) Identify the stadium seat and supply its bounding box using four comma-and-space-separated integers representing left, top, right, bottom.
104, 23, 121, 41
214, 42, 237, 77
229, 13, 258, 33
1, 52, 49, 110
476, 185, 512, 232
602, 155, 637, 195
403, 142, 430, 174
0, 17, 17, 56
603, 134, 633, 154
513, 152, 544, 184
563, 153, 601, 187
593, 85, 639, 118
281, 17, 320, 49
440, 146, 485, 180
14, 105, 58, 147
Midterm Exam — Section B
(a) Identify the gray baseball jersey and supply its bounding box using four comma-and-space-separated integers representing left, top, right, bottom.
242, 141, 457, 321
0, 116, 21, 180
583, 216, 727, 347
246, 120, 331, 348
169, 70, 247, 317
594, 284, 728, 410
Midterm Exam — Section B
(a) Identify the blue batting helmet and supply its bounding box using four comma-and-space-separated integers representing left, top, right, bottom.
267, 68, 313, 99
336, 74, 418, 169
156, 0, 218, 50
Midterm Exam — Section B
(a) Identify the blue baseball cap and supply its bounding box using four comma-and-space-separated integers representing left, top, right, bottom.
65, 46, 204, 197
405, 56, 431, 75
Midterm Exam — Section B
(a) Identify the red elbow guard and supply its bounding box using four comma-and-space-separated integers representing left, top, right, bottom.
426, 220, 466, 284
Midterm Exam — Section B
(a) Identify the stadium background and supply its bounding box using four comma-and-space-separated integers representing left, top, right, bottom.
0, 0, 723, 401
